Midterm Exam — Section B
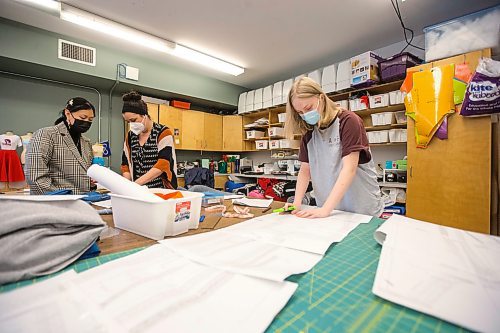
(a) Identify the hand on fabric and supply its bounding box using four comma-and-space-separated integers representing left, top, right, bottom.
294, 207, 331, 219
284, 202, 301, 215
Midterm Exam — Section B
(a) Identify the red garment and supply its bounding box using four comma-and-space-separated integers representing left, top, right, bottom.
0, 150, 25, 182
257, 178, 287, 202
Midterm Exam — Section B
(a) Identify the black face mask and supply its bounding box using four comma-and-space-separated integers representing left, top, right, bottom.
70, 118, 92, 134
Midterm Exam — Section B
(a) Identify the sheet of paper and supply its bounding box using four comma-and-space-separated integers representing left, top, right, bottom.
74, 245, 297, 333
373, 215, 500, 333
232, 197, 273, 208
223, 212, 363, 254
0, 195, 84, 201
0, 271, 121, 332
92, 199, 112, 209
160, 230, 322, 281
223, 194, 245, 200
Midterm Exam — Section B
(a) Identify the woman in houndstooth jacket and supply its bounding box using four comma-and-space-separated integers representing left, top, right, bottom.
25, 97, 95, 195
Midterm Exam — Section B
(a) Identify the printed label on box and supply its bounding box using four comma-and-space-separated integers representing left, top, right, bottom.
175, 201, 191, 223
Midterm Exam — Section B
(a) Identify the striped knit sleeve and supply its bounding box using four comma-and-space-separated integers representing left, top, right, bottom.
154, 127, 175, 182
121, 132, 131, 174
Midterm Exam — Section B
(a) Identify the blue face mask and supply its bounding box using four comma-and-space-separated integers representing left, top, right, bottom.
300, 98, 321, 125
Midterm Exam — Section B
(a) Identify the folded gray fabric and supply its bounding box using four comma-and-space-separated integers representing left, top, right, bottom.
0, 199, 105, 284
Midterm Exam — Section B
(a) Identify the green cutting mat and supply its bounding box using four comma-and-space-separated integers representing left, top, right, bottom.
0, 219, 470, 332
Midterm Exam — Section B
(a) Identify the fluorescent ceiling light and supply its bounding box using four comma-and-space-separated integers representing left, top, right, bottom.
14, 0, 60, 15
59, 4, 244, 76
172, 45, 244, 76
60, 5, 175, 53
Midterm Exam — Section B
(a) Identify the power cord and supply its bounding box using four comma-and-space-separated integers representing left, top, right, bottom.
390, 0, 425, 54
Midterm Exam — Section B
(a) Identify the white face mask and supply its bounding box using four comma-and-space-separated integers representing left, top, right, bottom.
130, 116, 145, 135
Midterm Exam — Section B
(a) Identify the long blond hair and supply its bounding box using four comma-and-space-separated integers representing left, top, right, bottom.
284, 77, 340, 138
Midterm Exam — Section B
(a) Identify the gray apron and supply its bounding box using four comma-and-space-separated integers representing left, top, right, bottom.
307, 119, 384, 216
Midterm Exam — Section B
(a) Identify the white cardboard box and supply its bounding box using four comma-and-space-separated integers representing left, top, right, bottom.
246, 90, 255, 112
272, 81, 284, 106
308, 69, 322, 85
263, 85, 273, 108
334, 100, 349, 109
321, 64, 336, 93
238, 92, 247, 114
336, 60, 351, 91
282, 79, 294, 102
278, 113, 286, 123
350, 51, 381, 87
254, 88, 263, 110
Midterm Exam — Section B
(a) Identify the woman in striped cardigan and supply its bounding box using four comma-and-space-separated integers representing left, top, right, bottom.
121, 91, 178, 189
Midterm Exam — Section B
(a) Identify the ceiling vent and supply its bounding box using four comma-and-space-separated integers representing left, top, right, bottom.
58, 39, 96, 66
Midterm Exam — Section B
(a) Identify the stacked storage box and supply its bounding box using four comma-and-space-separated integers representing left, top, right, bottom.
238, 92, 247, 114
350, 51, 383, 87
272, 81, 284, 106
336, 60, 351, 91
321, 64, 336, 93
254, 88, 263, 110
245, 90, 255, 112
307, 69, 322, 84
263, 85, 273, 108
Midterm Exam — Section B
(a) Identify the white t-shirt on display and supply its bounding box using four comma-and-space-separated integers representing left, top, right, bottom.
0, 134, 23, 150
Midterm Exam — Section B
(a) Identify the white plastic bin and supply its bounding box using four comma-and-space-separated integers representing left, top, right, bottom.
270, 140, 280, 149
378, 130, 389, 143
110, 189, 203, 240
255, 140, 269, 150
278, 113, 286, 123
367, 132, 377, 144
334, 100, 349, 109
268, 127, 284, 137
394, 111, 406, 124
280, 139, 300, 149
373, 112, 395, 125
246, 130, 266, 139
369, 93, 389, 108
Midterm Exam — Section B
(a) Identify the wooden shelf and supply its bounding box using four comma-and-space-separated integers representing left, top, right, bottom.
326, 80, 404, 100
244, 125, 269, 130
378, 182, 407, 189
244, 137, 269, 141
370, 142, 406, 147
365, 123, 407, 131
269, 123, 284, 127
353, 104, 405, 117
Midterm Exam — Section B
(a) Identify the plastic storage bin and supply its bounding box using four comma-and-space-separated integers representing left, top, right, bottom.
246, 130, 265, 139
270, 140, 280, 149
394, 111, 407, 124
379, 52, 423, 82
369, 93, 389, 108
255, 140, 269, 150
277, 113, 286, 123
280, 139, 300, 149
389, 91, 406, 105
424, 5, 500, 62
268, 127, 284, 137
334, 100, 349, 109
110, 189, 203, 240
371, 112, 395, 126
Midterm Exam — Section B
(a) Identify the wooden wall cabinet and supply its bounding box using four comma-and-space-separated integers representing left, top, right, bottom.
159, 105, 183, 148
222, 115, 244, 151
406, 49, 493, 234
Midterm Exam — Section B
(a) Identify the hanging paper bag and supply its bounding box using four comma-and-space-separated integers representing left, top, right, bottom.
460, 58, 500, 117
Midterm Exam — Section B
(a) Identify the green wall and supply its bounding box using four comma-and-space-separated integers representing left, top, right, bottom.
0, 18, 247, 172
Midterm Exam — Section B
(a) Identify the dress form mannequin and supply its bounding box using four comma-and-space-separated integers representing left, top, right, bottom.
0, 131, 25, 190
20, 132, 33, 165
